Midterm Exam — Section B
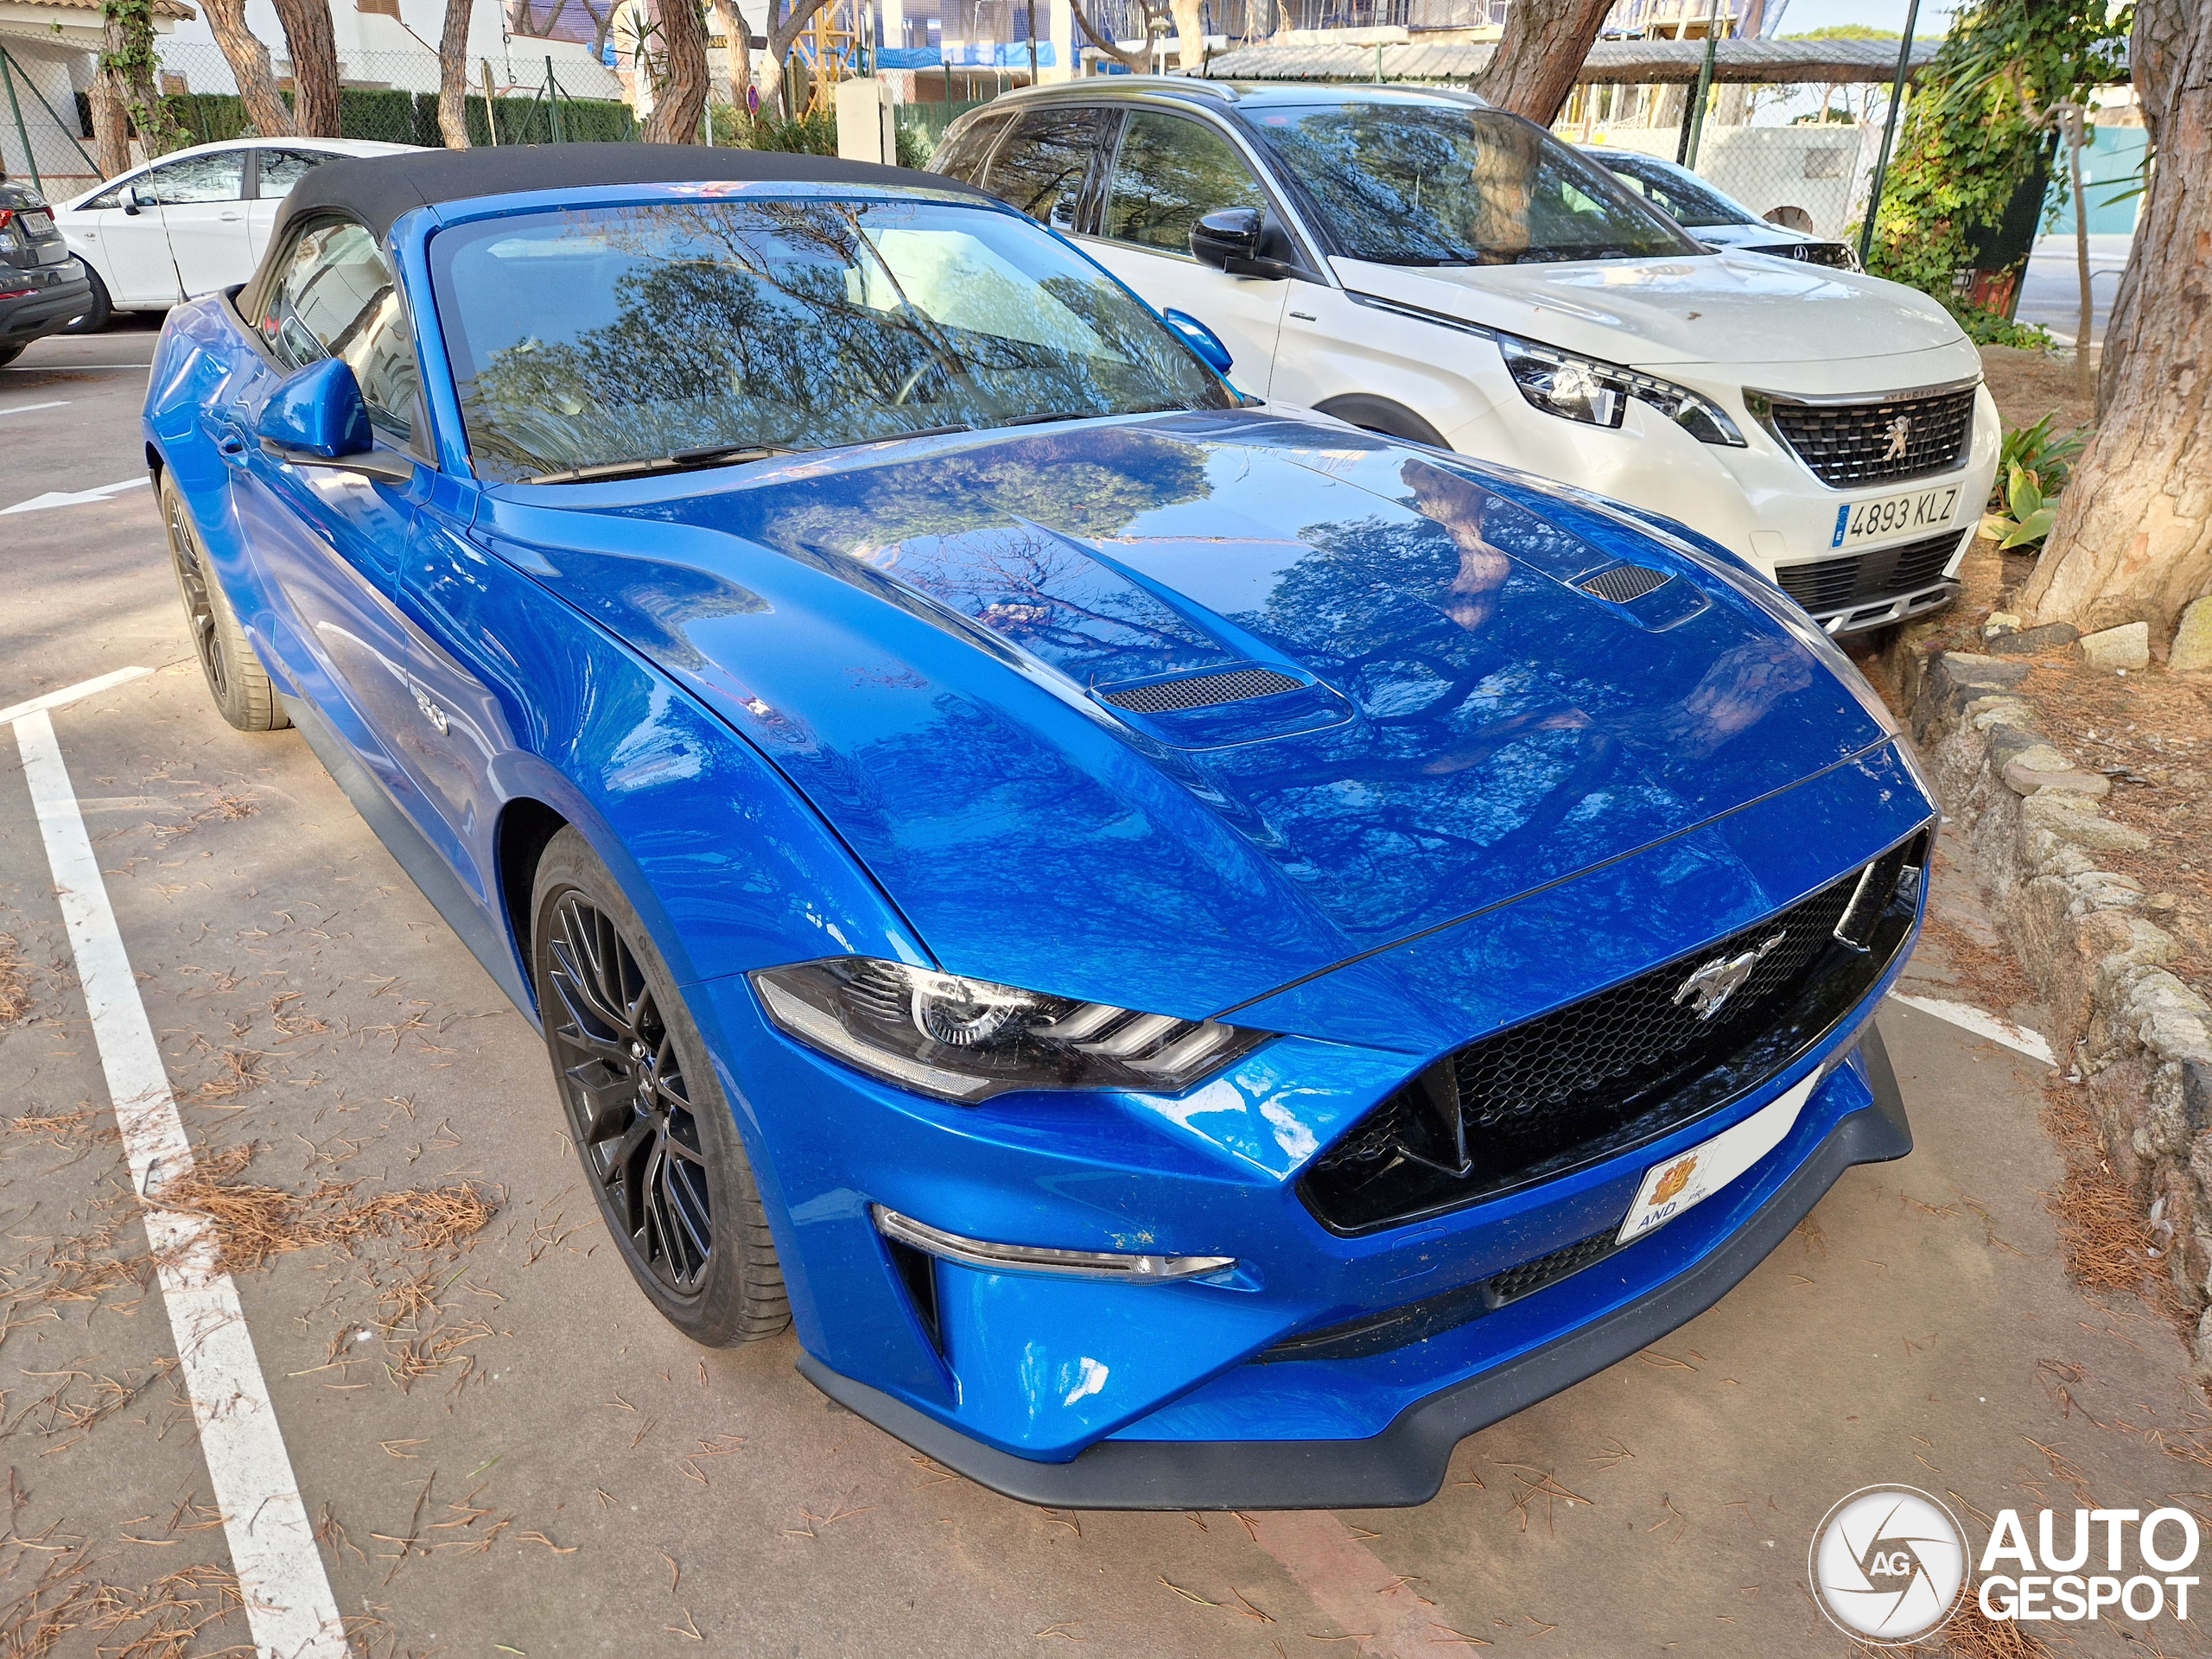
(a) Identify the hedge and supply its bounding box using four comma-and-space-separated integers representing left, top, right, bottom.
76, 86, 637, 150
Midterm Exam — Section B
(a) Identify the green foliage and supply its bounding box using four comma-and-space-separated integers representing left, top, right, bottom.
1782, 23, 1901, 39
99, 0, 185, 156
1986, 410, 2091, 544
1949, 303, 2056, 347
155, 86, 636, 149
709, 107, 839, 154
1863, 0, 2129, 306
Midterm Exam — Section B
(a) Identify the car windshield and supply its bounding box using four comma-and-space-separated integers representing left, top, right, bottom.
1244, 104, 1704, 266
429, 195, 1234, 483
1592, 154, 1759, 230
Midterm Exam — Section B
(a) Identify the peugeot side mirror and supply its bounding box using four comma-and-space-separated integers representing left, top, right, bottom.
1161, 308, 1233, 377
1190, 207, 1263, 271
255, 358, 416, 484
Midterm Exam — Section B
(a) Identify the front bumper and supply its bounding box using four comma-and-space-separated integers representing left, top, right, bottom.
802, 1025, 1910, 1509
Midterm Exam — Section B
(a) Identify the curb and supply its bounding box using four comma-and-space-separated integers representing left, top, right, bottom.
1897, 645, 2212, 1369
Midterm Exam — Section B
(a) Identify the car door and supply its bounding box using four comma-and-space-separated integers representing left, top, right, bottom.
219, 216, 433, 797
65, 169, 180, 308
977, 104, 1115, 239
144, 149, 254, 298
247, 147, 340, 267
1081, 109, 1289, 399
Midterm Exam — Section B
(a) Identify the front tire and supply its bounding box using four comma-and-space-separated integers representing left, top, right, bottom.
160, 473, 289, 731
530, 828, 789, 1347
63, 268, 111, 333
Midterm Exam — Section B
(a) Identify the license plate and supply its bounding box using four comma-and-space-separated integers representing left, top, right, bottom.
1831, 485, 1961, 548
1617, 1070, 1821, 1246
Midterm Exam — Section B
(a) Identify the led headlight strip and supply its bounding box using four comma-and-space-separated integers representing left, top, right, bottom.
1493, 331, 1748, 447
872, 1205, 1236, 1281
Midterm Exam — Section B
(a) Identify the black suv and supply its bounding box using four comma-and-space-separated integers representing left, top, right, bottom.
0, 179, 92, 367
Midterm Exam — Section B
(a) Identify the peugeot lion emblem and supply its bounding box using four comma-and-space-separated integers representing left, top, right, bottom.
1672, 933, 1787, 1021
1882, 415, 1912, 461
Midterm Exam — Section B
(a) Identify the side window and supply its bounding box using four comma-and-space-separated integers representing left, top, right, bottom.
253, 149, 334, 201
931, 111, 1014, 184
1105, 112, 1267, 256
79, 179, 134, 212
135, 150, 248, 206
981, 106, 1114, 231
257, 219, 421, 446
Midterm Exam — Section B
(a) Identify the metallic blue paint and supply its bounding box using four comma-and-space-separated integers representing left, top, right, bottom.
144, 177, 1937, 1498
252, 357, 374, 459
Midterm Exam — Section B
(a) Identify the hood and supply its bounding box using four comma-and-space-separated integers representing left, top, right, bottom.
479, 411, 1890, 1020
1333, 249, 1967, 368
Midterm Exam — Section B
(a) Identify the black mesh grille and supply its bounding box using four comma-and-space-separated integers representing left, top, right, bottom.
1300, 830, 1929, 1235
1766, 386, 1977, 486
1097, 667, 1302, 715
1775, 529, 1965, 613
1485, 1229, 1618, 1305
1746, 240, 1855, 270
1579, 565, 1672, 604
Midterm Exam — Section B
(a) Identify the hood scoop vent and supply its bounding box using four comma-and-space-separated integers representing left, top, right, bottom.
1099, 666, 1303, 715
1579, 564, 1673, 604
1090, 663, 1355, 753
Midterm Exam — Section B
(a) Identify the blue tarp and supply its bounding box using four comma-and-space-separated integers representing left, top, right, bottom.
875, 46, 942, 68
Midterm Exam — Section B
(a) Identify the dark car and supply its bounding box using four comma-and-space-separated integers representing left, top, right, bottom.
0, 179, 93, 366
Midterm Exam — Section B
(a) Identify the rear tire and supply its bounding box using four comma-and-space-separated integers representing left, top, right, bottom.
0, 343, 21, 367
63, 268, 111, 333
160, 473, 289, 732
530, 827, 790, 1348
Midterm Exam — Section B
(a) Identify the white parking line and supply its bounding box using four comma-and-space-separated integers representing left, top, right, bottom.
12, 674, 347, 1659
0, 399, 69, 417
2, 477, 149, 515
0, 664, 155, 726
1888, 992, 2056, 1065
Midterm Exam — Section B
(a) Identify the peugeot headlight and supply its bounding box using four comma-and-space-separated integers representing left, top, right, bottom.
751, 957, 1270, 1103
1495, 333, 1746, 447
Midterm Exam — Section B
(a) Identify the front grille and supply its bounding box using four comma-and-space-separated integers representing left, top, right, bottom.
1764, 386, 1977, 486
1097, 666, 1301, 715
1776, 529, 1965, 613
1300, 829, 1929, 1235
1258, 1227, 1623, 1364
1750, 241, 1854, 270
1579, 564, 1671, 604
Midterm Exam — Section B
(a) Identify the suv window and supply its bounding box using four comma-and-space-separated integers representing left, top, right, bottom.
1105, 111, 1267, 256
981, 106, 1114, 231
257, 219, 421, 445
931, 110, 1014, 184
254, 148, 337, 202
134, 150, 248, 206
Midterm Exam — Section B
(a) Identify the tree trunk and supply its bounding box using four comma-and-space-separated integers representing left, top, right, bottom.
1471, 0, 1615, 125
99, 0, 184, 166
2022, 0, 2212, 637
1172, 0, 1204, 71
438, 0, 474, 147
759, 0, 837, 111
90, 73, 130, 180
268, 0, 343, 137
642, 0, 709, 142
711, 0, 751, 115
1069, 0, 1143, 68
195, 0, 293, 137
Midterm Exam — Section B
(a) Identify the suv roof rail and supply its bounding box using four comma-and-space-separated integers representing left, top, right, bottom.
995, 73, 1238, 102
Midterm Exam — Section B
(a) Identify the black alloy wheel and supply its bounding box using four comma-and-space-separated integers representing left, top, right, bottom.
159, 474, 288, 731
545, 893, 716, 1294
530, 827, 789, 1345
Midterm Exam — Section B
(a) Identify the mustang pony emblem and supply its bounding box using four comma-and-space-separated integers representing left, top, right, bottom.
1882, 415, 1913, 462
1672, 933, 1787, 1021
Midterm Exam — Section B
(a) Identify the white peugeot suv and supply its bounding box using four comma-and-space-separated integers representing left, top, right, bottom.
931, 79, 1999, 636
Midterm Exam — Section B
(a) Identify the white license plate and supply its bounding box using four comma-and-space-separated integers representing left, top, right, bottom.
1831, 485, 1961, 548
1616, 1070, 1821, 1246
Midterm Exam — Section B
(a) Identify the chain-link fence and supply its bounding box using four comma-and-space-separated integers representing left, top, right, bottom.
0, 41, 105, 198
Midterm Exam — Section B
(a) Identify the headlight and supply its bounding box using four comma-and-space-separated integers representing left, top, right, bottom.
750, 957, 1269, 1103
1495, 332, 1747, 447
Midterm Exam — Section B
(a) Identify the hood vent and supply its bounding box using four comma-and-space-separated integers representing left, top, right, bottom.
1098, 666, 1303, 715
1579, 564, 1673, 604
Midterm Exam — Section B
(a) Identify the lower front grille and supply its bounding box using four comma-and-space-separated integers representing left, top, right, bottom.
1300, 828, 1929, 1236
1777, 529, 1967, 613
1259, 1227, 1624, 1365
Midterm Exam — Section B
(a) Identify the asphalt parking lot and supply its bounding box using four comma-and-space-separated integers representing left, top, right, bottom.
3, 326, 2209, 1658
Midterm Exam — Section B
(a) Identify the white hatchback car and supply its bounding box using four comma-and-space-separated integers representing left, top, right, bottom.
931, 81, 1999, 636
54, 137, 419, 328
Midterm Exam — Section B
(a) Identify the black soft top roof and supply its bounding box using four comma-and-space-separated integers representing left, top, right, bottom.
274, 142, 994, 245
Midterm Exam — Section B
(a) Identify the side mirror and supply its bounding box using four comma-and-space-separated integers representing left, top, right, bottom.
255, 358, 416, 484
1161, 308, 1233, 376
121, 183, 143, 217
1190, 207, 1263, 271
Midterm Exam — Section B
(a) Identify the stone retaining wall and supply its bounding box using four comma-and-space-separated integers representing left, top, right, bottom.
1900, 646, 2212, 1370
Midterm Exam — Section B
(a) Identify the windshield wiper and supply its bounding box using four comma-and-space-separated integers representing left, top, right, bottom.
524, 423, 977, 486
997, 406, 1186, 429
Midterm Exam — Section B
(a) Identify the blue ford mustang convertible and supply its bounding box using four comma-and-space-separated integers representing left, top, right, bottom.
143, 144, 1936, 1509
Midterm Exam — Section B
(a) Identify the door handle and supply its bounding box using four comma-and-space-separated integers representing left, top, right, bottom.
219, 212, 243, 222
200, 414, 248, 463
